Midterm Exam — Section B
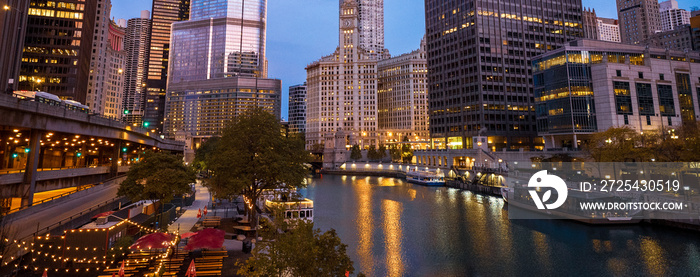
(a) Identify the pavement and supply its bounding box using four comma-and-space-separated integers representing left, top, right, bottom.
168, 179, 211, 234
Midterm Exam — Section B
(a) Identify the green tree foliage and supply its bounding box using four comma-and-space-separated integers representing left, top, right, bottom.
389, 144, 402, 162
193, 137, 220, 172
350, 145, 362, 161
401, 136, 414, 163
378, 144, 387, 160
367, 145, 380, 161
118, 151, 195, 204
206, 108, 309, 226
583, 126, 640, 162
238, 220, 355, 277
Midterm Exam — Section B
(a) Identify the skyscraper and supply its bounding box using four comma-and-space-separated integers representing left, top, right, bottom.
305, 0, 384, 149
0, 0, 29, 94
18, 0, 98, 102
123, 11, 152, 126
377, 39, 429, 146
341, 0, 385, 59
289, 83, 307, 134
103, 19, 127, 119
597, 18, 621, 43
86, 0, 113, 114
659, 0, 691, 31
144, 0, 190, 134
424, 0, 583, 150
165, 0, 281, 161
582, 8, 598, 40
617, 0, 661, 44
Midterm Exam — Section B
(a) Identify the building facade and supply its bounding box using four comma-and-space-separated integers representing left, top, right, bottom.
305, 0, 384, 150
660, 0, 690, 32
693, 15, 700, 51
18, 0, 97, 102
533, 39, 700, 149
165, 0, 282, 158
424, 0, 583, 150
377, 40, 429, 146
347, 0, 385, 59
123, 11, 152, 126
86, 0, 112, 114
617, 0, 661, 45
0, 0, 29, 94
583, 8, 598, 40
103, 20, 127, 119
597, 18, 621, 43
288, 83, 307, 134
144, 0, 190, 134
650, 25, 694, 51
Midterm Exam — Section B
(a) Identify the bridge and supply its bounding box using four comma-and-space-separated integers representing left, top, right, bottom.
0, 93, 184, 211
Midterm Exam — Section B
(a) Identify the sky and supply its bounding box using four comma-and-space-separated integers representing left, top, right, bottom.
110, 0, 698, 120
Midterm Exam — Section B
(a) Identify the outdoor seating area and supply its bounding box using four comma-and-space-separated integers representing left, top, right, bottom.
191, 250, 228, 276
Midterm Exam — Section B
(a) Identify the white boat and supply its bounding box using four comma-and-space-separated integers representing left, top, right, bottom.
406, 170, 445, 186
265, 198, 314, 222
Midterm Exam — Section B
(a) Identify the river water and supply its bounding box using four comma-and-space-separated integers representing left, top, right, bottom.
299, 175, 700, 277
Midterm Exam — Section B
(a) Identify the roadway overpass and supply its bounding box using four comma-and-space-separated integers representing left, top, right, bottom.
0, 93, 184, 208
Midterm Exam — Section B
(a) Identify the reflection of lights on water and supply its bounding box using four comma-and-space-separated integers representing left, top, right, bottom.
382, 199, 404, 277
354, 179, 374, 274
640, 237, 668, 276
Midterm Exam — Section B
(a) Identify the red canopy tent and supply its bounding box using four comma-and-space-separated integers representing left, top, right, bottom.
184, 228, 225, 251
92, 211, 116, 219
129, 232, 174, 250
181, 232, 198, 239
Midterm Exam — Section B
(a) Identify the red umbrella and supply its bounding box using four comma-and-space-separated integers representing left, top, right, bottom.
185, 260, 196, 277
181, 232, 197, 239
184, 228, 225, 251
129, 232, 173, 250
92, 211, 116, 219
118, 260, 125, 277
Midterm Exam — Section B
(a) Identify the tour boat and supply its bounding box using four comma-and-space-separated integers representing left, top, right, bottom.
264, 197, 314, 222
406, 171, 445, 186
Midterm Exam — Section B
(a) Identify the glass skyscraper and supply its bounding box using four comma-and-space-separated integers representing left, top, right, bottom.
165, 0, 280, 161
169, 0, 267, 82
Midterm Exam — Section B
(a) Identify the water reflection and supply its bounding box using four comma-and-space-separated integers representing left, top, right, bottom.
303, 175, 700, 276
382, 200, 404, 277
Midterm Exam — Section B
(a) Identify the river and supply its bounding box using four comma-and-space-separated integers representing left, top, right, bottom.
299, 174, 700, 277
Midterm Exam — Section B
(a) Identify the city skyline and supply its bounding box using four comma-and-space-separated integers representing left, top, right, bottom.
111, 0, 698, 119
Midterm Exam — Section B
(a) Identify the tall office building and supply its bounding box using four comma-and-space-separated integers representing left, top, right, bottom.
144, 0, 190, 134
340, 0, 385, 59
305, 0, 385, 149
103, 19, 127, 119
123, 11, 152, 126
534, 39, 700, 148
617, 0, 661, 45
597, 18, 621, 43
582, 8, 598, 40
0, 0, 29, 94
18, 0, 97, 102
377, 39, 429, 146
424, 0, 583, 150
660, 0, 690, 31
288, 83, 307, 134
165, 0, 281, 161
86, 0, 112, 114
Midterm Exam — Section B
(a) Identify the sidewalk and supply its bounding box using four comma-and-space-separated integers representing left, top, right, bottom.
168, 179, 211, 234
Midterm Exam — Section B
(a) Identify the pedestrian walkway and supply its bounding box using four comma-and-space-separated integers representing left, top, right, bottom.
168, 179, 211, 234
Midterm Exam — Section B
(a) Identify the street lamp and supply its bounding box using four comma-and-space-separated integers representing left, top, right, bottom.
3, 5, 10, 10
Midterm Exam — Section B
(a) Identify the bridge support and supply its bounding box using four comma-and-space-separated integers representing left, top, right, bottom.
110, 140, 121, 177
21, 129, 41, 206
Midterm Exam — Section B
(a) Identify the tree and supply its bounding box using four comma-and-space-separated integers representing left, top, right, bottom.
378, 144, 387, 161
238, 220, 355, 277
389, 144, 402, 162
350, 145, 362, 161
401, 136, 413, 163
367, 145, 379, 161
117, 151, 195, 229
193, 136, 220, 173
206, 108, 309, 231
583, 126, 641, 162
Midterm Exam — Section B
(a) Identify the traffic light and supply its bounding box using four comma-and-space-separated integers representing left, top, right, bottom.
24, 148, 30, 153
77, 152, 82, 157
124, 110, 130, 114
12, 153, 18, 158
143, 121, 150, 128
122, 147, 128, 152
